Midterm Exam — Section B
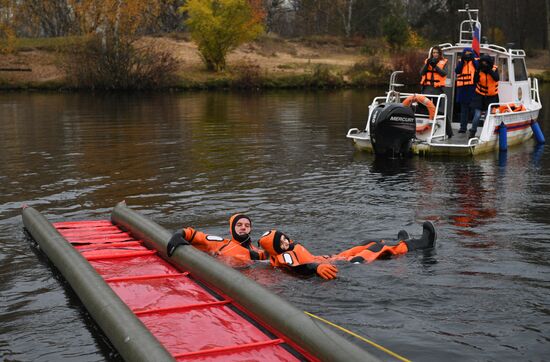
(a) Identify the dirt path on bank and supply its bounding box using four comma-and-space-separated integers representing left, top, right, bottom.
0, 35, 366, 86
1, 35, 548, 87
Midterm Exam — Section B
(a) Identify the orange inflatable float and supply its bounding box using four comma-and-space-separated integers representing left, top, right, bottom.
402, 94, 436, 133
491, 103, 526, 114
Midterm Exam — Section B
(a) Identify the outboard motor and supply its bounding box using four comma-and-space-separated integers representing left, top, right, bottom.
369, 103, 416, 157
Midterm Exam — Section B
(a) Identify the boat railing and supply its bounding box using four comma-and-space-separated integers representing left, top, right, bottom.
349, 92, 448, 140
346, 96, 389, 137
510, 49, 526, 56
478, 100, 539, 141
484, 44, 508, 54
458, 20, 481, 45
531, 77, 541, 104
363, 96, 392, 133
458, 7, 480, 45
395, 92, 448, 142
385, 71, 405, 103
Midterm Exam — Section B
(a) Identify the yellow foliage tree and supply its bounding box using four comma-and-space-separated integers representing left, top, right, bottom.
181, 0, 264, 71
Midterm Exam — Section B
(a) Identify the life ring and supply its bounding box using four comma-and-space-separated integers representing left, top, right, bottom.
402, 94, 436, 120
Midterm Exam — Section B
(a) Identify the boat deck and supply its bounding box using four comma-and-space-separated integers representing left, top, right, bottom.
427, 130, 476, 145
53, 220, 310, 361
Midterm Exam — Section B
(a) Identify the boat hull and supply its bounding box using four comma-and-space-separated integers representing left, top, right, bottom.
349, 109, 539, 157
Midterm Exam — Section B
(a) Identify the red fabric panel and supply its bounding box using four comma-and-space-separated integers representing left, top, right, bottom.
89, 255, 180, 279
109, 277, 219, 312
54, 220, 304, 361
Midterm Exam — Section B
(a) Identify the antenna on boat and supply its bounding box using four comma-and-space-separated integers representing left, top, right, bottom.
458, 4, 480, 46
463, 3, 474, 33
387, 71, 404, 103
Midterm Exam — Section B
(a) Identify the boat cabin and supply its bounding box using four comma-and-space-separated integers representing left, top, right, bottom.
438, 8, 538, 124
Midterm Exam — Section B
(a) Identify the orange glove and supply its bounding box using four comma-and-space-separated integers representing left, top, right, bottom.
183, 227, 196, 241
316, 263, 338, 280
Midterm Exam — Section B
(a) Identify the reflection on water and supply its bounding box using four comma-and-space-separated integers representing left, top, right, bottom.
1, 87, 549, 361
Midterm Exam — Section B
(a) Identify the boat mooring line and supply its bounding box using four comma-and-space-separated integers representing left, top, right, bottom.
304, 311, 411, 362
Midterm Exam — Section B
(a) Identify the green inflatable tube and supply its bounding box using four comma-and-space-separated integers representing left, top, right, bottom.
22, 206, 175, 362
111, 201, 378, 362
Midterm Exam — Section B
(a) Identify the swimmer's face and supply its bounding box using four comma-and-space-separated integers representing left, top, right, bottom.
235, 219, 251, 235
280, 234, 291, 251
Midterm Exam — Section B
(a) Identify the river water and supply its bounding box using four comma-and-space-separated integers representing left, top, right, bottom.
1, 87, 549, 361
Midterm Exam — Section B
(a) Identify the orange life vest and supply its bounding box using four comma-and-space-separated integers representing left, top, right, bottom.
420, 58, 448, 88
184, 227, 266, 263
491, 103, 526, 114
456, 60, 476, 87
259, 230, 326, 268
271, 244, 325, 268
476, 65, 499, 96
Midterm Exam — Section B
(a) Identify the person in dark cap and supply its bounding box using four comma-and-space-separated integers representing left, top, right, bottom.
469, 54, 499, 139
258, 222, 437, 280
455, 47, 479, 133
167, 213, 266, 266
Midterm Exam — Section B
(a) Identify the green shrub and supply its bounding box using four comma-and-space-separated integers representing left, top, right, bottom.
346, 58, 390, 86
308, 64, 344, 88
360, 37, 388, 56
232, 61, 263, 89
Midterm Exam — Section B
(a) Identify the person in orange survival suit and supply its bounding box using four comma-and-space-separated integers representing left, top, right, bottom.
258, 222, 437, 280
166, 213, 266, 266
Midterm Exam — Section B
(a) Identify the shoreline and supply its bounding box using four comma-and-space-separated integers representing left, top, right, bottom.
1, 35, 548, 92
2, 71, 546, 92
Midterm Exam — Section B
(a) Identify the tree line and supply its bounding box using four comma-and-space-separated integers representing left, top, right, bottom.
1, 0, 548, 50
1, 0, 547, 89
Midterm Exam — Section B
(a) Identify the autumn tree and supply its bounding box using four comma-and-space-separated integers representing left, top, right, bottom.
62, 0, 179, 89
262, 0, 288, 34
336, 0, 355, 37
0, 0, 17, 53
381, 1, 409, 51
15, 0, 74, 37
181, 0, 264, 71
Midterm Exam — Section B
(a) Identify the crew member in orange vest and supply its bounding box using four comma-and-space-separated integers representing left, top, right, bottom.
455, 48, 479, 133
258, 222, 437, 280
420, 45, 453, 138
469, 54, 499, 138
167, 213, 267, 266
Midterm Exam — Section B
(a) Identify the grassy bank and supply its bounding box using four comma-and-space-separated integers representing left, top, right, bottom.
1, 35, 549, 91
0, 68, 389, 91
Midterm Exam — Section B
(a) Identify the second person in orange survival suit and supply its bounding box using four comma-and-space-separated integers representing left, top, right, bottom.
167, 213, 266, 266
258, 222, 437, 280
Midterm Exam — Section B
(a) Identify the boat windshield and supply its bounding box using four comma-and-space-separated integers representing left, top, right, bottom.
498, 58, 509, 81
512, 58, 528, 81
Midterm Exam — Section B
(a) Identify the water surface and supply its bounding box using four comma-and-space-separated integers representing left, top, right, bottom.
1, 87, 549, 361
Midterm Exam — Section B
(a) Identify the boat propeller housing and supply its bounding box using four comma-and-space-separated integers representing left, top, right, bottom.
369, 103, 416, 157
